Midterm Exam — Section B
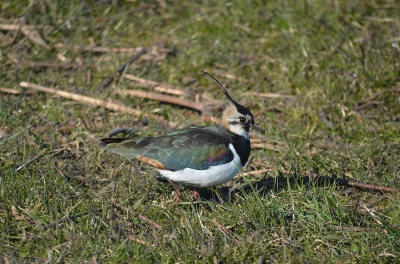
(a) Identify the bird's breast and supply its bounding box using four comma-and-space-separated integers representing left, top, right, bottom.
157, 143, 242, 187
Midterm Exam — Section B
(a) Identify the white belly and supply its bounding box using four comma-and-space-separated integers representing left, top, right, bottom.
157, 144, 242, 187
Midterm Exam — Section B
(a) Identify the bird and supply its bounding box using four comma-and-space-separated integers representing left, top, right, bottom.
99, 71, 264, 200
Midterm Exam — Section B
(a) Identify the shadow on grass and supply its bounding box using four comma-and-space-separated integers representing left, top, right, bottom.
183, 173, 396, 203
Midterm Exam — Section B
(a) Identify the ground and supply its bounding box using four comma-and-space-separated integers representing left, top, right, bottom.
0, 1, 399, 263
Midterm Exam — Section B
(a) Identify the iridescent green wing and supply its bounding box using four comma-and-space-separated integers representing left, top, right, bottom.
100, 126, 234, 171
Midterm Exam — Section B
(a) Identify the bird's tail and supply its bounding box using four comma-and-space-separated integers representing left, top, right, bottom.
99, 138, 128, 148
99, 137, 144, 159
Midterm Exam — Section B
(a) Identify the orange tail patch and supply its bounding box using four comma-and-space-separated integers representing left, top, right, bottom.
137, 155, 165, 170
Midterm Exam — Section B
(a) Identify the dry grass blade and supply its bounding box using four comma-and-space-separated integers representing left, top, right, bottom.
251, 142, 286, 151
17, 62, 82, 70
0, 23, 51, 48
211, 69, 250, 83
211, 219, 241, 244
125, 74, 187, 96
54, 43, 139, 53
245, 92, 295, 99
332, 226, 373, 232
360, 203, 387, 233
242, 168, 273, 176
0, 23, 52, 31
20, 26, 50, 49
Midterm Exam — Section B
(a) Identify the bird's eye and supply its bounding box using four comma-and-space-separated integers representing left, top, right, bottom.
239, 117, 246, 123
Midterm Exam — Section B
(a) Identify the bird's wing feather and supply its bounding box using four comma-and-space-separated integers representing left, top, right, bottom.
100, 126, 234, 171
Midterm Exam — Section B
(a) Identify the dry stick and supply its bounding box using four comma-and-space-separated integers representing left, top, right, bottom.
320, 176, 399, 193
19, 82, 176, 128
97, 48, 147, 90
125, 74, 187, 96
0, 87, 22, 94
54, 43, 138, 53
115, 89, 204, 112
137, 214, 163, 230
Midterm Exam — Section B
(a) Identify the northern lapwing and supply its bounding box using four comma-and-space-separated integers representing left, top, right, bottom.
100, 71, 263, 200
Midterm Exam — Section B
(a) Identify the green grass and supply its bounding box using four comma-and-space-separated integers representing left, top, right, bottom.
1, 0, 399, 263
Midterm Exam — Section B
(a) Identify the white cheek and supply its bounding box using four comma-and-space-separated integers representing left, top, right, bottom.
229, 125, 250, 139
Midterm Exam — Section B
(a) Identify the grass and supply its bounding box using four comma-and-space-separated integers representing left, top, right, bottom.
1, 0, 399, 263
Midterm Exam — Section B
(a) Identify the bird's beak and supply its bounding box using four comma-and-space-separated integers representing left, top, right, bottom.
252, 124, 265, 133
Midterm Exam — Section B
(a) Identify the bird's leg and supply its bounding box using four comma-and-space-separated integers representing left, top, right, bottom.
192, 189, 200, 201
166, 178, 182, 202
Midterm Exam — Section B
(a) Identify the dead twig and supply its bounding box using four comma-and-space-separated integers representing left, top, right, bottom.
97, 48, 147, 90
125, 74, 187, 96
325, 177, 399, 193
0, 87, 24, 94
137, 214, 163, 230
19, 81, 176, 128
114, 89, 204, 112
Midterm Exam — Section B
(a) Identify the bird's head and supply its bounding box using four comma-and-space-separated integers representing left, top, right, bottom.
202, 71, 264, 139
